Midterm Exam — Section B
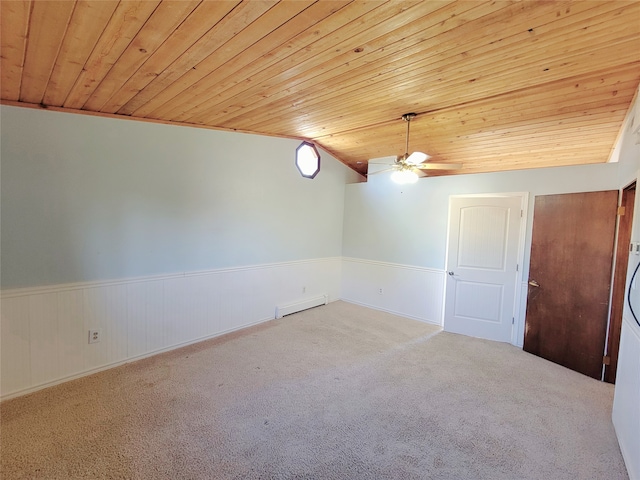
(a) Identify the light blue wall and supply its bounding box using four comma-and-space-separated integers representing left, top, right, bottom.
343, 161, 623, 277
0, 106, 363, 289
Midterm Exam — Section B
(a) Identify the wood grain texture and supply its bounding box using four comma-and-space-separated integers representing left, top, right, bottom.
524, 190, 619, 380
0, 0, 31, 100
605, 184, 636, 384
42, 1, 119, 106
82, 0, 201, 112
19, 0, 75, 104
99, 0, 242, 114
141, 0, 352, 121
169, 0, 438, 125
1, 0, 639, 176
63, 0, 161, 109
122, 0, 279, 117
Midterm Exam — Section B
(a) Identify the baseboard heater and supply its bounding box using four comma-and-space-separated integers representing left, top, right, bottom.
275, 294, 328, 319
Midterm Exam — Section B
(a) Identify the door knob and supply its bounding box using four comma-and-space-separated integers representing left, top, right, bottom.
528, 280, 540, 287
448, 271, 455, 276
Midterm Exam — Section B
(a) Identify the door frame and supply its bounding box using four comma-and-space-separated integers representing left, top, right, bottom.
443, 192, 529, 346
604, 181, 636, 383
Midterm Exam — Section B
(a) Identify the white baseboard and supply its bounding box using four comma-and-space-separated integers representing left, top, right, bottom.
341, 257, 445, 325
276, 294, 328, 318
340, 298, 441, 326
0, 315, 273, 402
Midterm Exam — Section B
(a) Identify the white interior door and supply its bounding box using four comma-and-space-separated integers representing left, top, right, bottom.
444, 195, 524, 342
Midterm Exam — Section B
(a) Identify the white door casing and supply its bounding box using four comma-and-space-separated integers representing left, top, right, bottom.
444, 194, 526, 343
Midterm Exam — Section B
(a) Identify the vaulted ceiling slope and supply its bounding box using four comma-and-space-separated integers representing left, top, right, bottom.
1, 0, 639, 176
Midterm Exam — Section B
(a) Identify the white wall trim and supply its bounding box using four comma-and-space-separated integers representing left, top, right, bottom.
516, 281, 530, 348
1, 257, 342, 299
0, 314, 274, 402
276, 294, 328, 318
513, 193, 530, 345
341, 298, 441, 326
1, 257, 343, 400
341, 257, 445, 326
341, 256, 443, 274
613, 315, 640, 480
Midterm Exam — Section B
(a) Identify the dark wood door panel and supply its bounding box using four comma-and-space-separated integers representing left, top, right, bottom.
524, 190, 618, 379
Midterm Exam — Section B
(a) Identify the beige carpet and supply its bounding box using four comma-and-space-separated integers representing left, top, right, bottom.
1, 301, 628, 479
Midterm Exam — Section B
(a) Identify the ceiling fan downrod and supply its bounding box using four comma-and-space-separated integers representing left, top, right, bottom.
401, 113, 417, 162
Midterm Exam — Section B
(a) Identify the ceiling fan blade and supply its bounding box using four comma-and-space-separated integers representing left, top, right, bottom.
406, 151, 429, 165
368, 161, 395, 165
367, 167, 397, 175
415, 162, 463, 170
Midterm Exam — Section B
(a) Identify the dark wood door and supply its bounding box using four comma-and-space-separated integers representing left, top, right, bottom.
604, 183, 635, 383
524, 190, 618, 379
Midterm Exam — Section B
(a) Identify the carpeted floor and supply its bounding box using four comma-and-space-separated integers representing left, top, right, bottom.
0, 301, 628, 479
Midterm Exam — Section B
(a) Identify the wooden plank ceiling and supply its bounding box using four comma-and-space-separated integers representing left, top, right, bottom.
1, 0, 639, 177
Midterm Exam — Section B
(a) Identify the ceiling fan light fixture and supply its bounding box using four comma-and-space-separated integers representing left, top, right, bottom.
391, 169, 419, 185
367, 113, 462, 182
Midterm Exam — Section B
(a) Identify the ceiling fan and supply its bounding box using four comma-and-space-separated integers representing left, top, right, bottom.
369, 113, 462, 184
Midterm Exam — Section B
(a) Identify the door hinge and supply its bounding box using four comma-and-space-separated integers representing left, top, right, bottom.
516, 264, 519, 272
512, 317, 515, 325
603, 356, 611, 365
520, 209, 523, 217
617, 206, 626, 216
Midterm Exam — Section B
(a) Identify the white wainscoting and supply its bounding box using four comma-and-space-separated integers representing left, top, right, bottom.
0, 257, 342, 400
612, 316, 640, 480
341, 257, 445, 325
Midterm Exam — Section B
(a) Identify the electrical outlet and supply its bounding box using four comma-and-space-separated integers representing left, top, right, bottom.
88, 329, 101, 344
379, 288, 384, 295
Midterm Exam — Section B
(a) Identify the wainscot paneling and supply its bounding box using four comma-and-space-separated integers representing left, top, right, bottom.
1, 257, 342, 400
341, 257, 444, 325
612, 316, 640, 480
